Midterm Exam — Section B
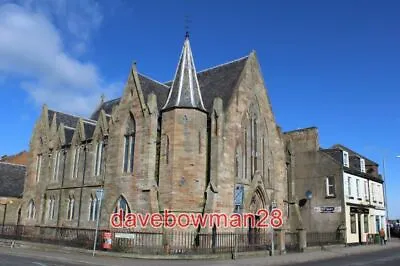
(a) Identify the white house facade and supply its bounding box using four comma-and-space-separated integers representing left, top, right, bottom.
342, 149, 386, 244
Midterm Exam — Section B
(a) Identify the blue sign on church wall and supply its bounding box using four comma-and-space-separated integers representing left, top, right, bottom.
234, 184, 244, 206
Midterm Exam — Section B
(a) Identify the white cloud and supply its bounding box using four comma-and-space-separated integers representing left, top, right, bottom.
0, 2, 119, 116
6, 0, 103, 54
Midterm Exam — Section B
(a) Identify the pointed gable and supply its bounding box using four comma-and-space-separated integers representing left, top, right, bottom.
47, 110, 80, 128
162, 34, 206, 111
46, 109, 97, 143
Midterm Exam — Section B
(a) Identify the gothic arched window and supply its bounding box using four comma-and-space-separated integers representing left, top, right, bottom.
47, 196, 56, 220
72, 146, 80, 179
250, 115, 258, 177
35, 154, 42, 183
262, 136, 265, 178
123, 115, 135, 173
243, 128, 248, 179
94, 140, 104, 176
52, 150, 61, 181
235, 146, 242, 179
67, 195, 75, 220
27, 200, 36, 219
88, 194, 99, 221
113, 196, 131, 222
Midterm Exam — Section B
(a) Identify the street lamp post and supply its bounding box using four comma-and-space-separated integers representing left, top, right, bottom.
92, 188, 104, 257
391, 155, 400, 240
382, 157, 391, 241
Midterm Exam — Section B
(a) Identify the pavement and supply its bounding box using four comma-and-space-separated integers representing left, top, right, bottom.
0, 238, 399, 265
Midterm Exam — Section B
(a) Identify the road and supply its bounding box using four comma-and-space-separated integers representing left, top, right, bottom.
0, 246, 399, 266
295, 247, 400, 266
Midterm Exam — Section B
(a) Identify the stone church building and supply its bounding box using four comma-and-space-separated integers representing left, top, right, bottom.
20, 35, 288, 243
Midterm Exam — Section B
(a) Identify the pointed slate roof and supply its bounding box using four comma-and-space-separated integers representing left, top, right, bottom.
162, 35, 206, 112
0, 162, 26, 197
90, 74, 170, 120
330, 144, 378, 166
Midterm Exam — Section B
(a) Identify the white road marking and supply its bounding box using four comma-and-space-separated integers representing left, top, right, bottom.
32, 262, 48, 266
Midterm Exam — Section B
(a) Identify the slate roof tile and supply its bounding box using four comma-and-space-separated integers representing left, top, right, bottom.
90, 55, 249, 119
0, 162, 26, 198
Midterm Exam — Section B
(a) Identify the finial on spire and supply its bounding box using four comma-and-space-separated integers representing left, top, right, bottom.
184, 15, 191, 39
100, 93, 105, 105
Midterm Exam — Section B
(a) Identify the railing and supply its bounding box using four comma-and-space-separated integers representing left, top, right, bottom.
0, 225, 100, 249
0, 225, 282, 255
306, 232, 344, 247
0, 225, 351, 255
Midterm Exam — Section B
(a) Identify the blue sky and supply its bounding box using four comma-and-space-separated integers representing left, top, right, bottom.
0, 0, 399, 218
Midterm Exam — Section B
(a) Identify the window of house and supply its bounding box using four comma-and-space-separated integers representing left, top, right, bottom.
35, 154, 42, 183
325, 176, 335, 197
356, 179, 360, 199
67, 195, 75, 220
123, 115, 135, 173
347, 176, 352, 198
350, 214, 356, 233
94, 141, 104, 176
371, 183, 376, 202
364, 180, 369, 201
364, 215, 369, 233
377, 184, 383, 204
88, 195, 99, 221
360, 158, 366, 173
343, 151, 349, 167
72, 146, 80, 179
52, 150, 60, 181
27, 200, 36, 219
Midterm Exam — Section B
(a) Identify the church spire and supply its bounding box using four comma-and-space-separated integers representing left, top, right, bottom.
162, 35, 206, 111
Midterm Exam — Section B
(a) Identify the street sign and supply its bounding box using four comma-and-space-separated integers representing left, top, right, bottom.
314, 206, 342, 213
96, 189, 104, 200
115, 233, 135, 239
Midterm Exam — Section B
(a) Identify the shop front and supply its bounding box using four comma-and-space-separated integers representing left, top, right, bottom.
346, 205, 370, 244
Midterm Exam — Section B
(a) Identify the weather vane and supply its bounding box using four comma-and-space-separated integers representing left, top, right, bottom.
184, 15, 191, 38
